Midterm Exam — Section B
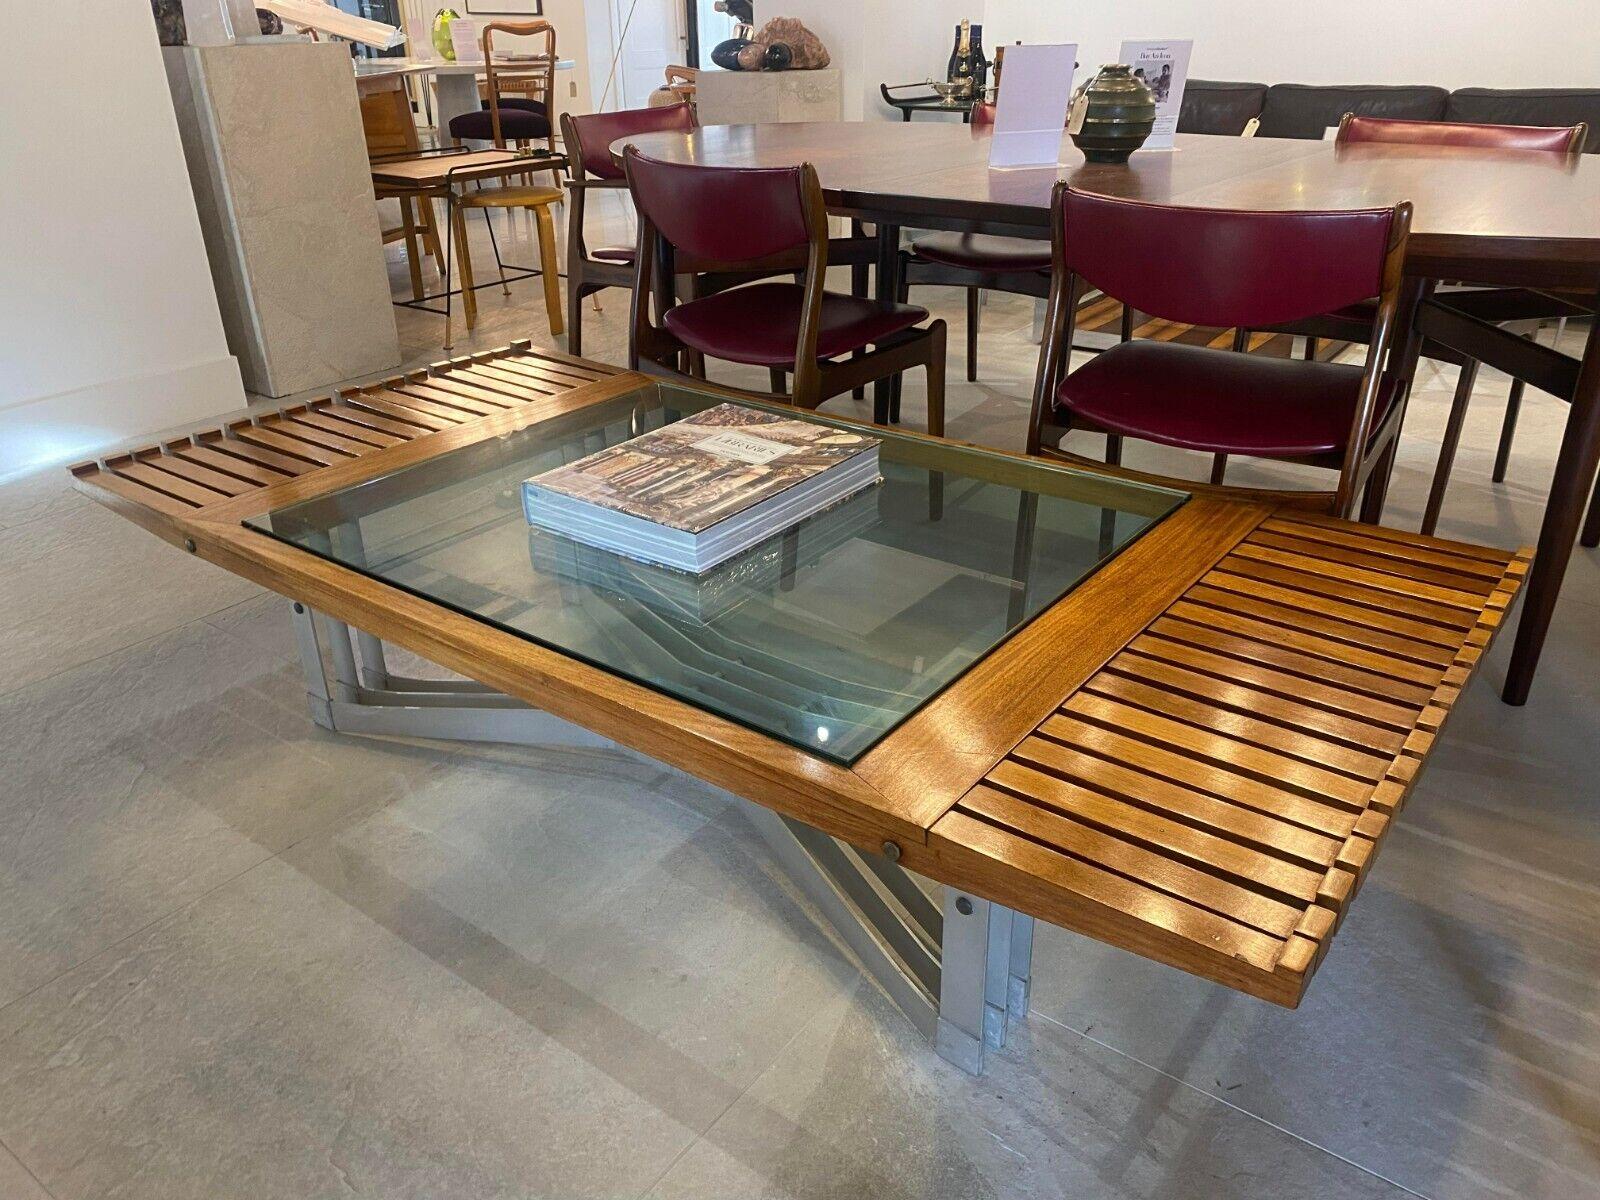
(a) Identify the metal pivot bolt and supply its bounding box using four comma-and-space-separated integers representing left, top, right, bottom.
881, 840, 901, 862
955, 895, 974, 915
183, 538, 197, 553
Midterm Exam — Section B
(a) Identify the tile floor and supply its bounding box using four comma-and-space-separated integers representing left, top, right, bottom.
0, 197, 1596, 1199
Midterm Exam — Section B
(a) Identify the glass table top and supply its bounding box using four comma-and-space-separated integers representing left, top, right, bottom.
247, 384, 1186, 764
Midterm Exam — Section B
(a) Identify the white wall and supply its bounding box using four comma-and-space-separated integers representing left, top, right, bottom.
0, 1, 242, 480
982, 0, 1600, 90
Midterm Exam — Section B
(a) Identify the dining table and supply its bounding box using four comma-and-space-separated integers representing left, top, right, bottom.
617, 123, 1600, 706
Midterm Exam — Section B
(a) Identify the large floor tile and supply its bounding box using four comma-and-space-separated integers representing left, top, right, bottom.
0, 857, 698, 1200
646, 980, 1403, 1200
0, 1141, 51, 1200
0, 465, 86, 532
277, 762, 861, 1125
0, 611, 455, 1010
0, 501, 259, 698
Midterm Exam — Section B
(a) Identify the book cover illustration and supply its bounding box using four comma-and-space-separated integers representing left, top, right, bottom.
526, 404, 880, 534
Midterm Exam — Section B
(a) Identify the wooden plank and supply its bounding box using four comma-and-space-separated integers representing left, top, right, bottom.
1007, 734, 1342, 868
1164, 599, 1445, 688
322, 401, 436, 440
1257, 516, 1508, 581
230, 422, 349, 467
1228, 541, 1491, 612
198, 430, 321, 475
1145, 618, 1437, 707
110, 459, 228, 506
134, 452, 252, 497
1247, 528, 1499, 593
173, 442, 294, 486
395, 378, 510, 415
1184, 584, 1457, 666
467, 354, 599, 389
980, 766, 1322, 904
1080, 672, 1391, 782
1278, 509, 1513, 564
961, 785, 1307, 936
1197, 572, 1465, 649
1105, 652, 1407, 755
926, 811, 1290, 983
1062, 693, 1374, 809
287, 407, 405, 448
1037, 714, 1357, 838
262, 416, 381, 457
1216, 554, 1477, 629
351, 387, 472, 428
1124, 639, 1420, 732
73, 465, 197, 517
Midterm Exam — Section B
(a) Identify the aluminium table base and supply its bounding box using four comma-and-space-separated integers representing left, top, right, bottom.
289, 601, 1034, 1075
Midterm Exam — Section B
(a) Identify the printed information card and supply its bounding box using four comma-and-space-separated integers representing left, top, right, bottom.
1117, 39, 1193, 151
450, 18, 484, 64
989, 43, 1079, 170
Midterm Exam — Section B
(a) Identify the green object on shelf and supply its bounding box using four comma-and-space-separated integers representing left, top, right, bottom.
432, 8, 461, 61
1071, 65, 1157, 164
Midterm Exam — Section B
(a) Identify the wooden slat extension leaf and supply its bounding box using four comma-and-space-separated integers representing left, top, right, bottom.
931, 515, 1529, 1008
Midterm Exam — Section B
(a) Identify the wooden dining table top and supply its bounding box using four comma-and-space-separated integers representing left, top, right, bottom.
618, 124, 1600, 288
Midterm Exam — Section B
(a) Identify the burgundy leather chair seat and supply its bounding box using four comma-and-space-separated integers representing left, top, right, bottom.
1056, 340, 1397, 457
449, 106, 552, 142
911, 232, 1051, 273
663, 283, 929, 367
589, 246, 635, 263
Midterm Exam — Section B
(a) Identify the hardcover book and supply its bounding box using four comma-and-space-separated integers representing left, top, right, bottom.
522, 404, 882, 573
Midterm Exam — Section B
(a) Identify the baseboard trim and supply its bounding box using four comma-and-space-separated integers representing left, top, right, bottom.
0, 355, 244, 481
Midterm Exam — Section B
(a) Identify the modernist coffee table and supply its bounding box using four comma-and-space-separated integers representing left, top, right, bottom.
71, 343, 1527, 1073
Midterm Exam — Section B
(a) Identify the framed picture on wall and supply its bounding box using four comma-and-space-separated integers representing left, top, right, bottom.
463, 0, 543, 14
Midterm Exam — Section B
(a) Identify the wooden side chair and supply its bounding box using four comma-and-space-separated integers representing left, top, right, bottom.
622, 148, 946, 433
560, 103, 699, 358
360, 80, 446, 302
448, 20, 561, 166
1030, 183, 1412, 520
1335, 115, 1588, 534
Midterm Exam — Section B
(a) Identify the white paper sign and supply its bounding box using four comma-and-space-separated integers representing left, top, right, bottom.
989, 43, 1078, 170
1118, 39, 1193, 151
450, 18, 483, 64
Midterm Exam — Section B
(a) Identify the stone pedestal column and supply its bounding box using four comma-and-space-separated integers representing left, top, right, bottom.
164, 41, 400, 397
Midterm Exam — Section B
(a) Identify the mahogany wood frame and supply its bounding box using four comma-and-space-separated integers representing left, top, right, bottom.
1027, 181, 1414, 520
621, 151, 948, 433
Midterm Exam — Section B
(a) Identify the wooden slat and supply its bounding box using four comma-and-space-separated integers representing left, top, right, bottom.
1228, 541, 1490, 612
172, 442, 294, 486
1277, 510, 1511, 564
1184, 584, 1457, 667
394, 379, 507, 416
1247, 529, 1499, 594
1257, 517, 1507, 581
351, 388, 472, 428
230, 422, 348, 467
261, 416, 380, 457
198, 431, 320, 476
109, 459, 227, 506
287, 407, 405, 448
1197, 571, 1464, 648
322, 401, 436, 440
1216, 554, 1477, 629
75, 464, 197, 516
961, 785, 1306, 936
134, 452, 252, 497
1144, 618, 1436, 706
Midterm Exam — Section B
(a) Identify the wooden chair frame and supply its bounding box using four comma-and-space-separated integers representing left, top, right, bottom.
1028, 180, 1413, 520
623, 153, 946, 433
477, 20, 560, 158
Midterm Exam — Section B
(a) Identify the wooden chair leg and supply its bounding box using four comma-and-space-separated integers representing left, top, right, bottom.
1421, 359, 1479, 536
1105, 434, 1123, 466
1583, 467, 1600, 548
925, 320, 946, 438
1209, 454, 1228, 485
567, 280, 585, 357
1360, 434, 1402, 525
452, 204, 477, 329
1119, 303, 1134, 343
686, 349, 706, 379
399, 196, 425, 301
1305, 335, 1319, 361
769, 368, 786, 394
419, 196, 445, 266
1494, 378, 1525, 483
533, 202, 564, 338
966, 287, 980, 382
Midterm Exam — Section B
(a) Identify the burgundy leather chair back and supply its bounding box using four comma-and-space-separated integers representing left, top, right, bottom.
1058, 188, 1397, 330
623, 149, 812, 264
971, 101, 997, 128
1339, 113, 1585, 153
567, 104, 697, 180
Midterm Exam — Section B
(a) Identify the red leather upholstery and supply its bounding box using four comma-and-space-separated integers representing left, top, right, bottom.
663, 283, 929, 367
911, 232, 1050, 272
1057, 340, 1397, 457
1340, 114, 1583, 152
625, 150, 811, 264
567, 103, 696, 180
1059, 188, 1395, 329
972, 101, 997, 127
449, 107, 550, 142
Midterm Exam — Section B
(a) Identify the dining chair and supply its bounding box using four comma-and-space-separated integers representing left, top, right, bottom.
1030, 183, 1412, 520
559, 103, 699, 358
1337, 115, 1589, 533
622, 148, 947, 433
448, 20, 561, 166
